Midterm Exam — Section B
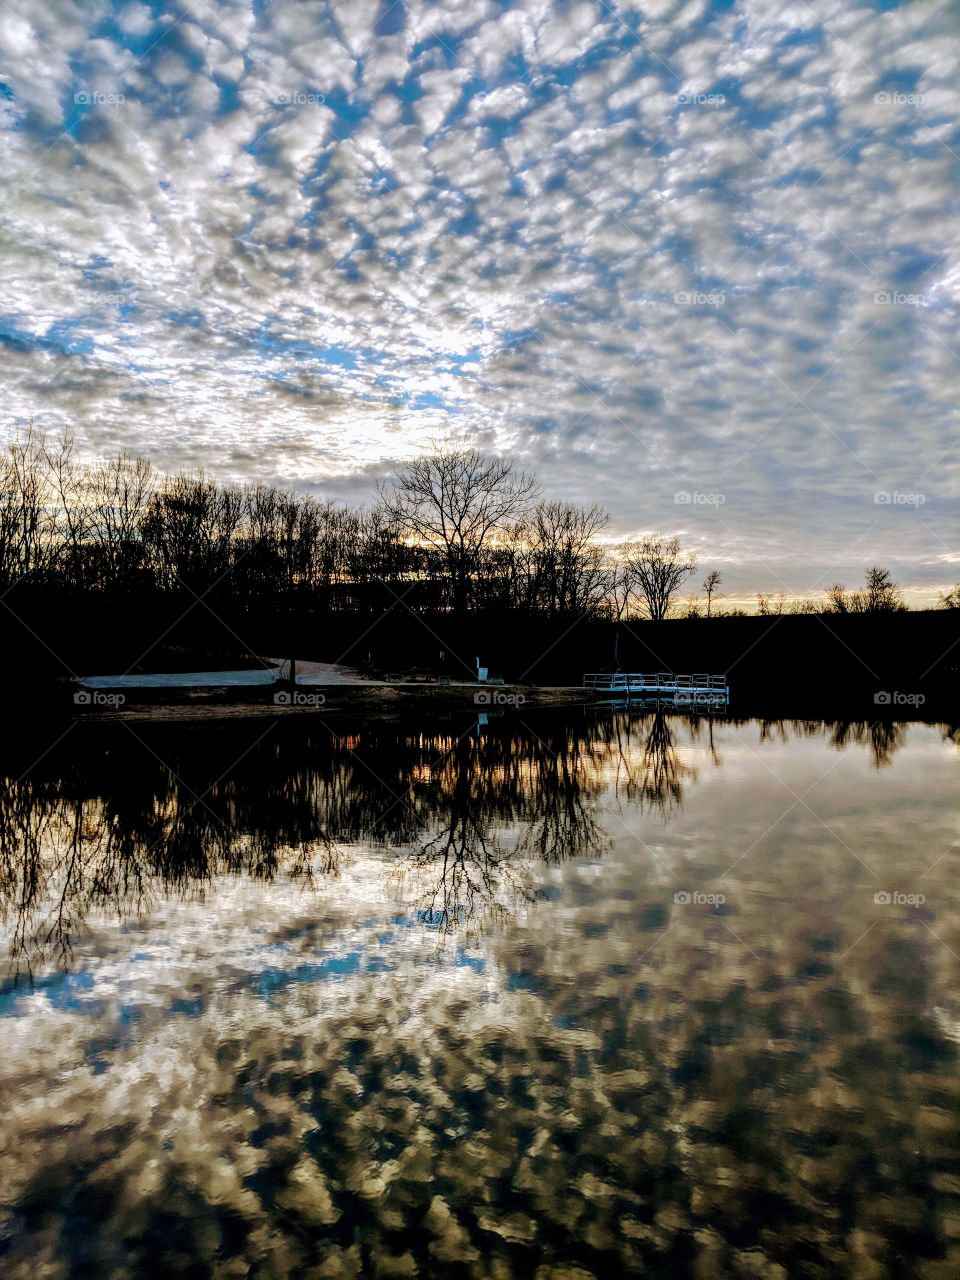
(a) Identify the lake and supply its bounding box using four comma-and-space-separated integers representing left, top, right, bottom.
1, 710, 958, 1278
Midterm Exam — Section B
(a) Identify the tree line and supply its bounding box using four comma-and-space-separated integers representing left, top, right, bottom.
0, 430, 951, 621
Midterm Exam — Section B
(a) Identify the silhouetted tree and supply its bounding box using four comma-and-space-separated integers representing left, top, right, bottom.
702, 569, 722, 617
623, 534, 697, 622
826, 567, 904, 614
757, 591, 785, 616
0, 427, 61, 586
525, 500, 609, 618
858, 565, 905, 613
378, 447, 539, 616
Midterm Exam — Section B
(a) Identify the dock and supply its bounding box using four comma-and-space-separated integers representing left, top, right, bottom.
582, 672, 729, 704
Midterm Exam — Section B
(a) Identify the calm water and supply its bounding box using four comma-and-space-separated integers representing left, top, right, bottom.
1, 711, 958, 1279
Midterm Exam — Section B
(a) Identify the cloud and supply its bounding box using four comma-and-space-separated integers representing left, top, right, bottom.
0, 0, 957, 600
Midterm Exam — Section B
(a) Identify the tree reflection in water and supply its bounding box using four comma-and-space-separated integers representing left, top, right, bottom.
390, 726, 609, 939
1, 712, 959, 1280
0, 711, 941, 976
605, 710, 700, 817
2, 714, 616, 974
757, 717, 909, 768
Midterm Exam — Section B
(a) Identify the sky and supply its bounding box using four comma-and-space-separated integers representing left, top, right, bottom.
0, 0, 958, 605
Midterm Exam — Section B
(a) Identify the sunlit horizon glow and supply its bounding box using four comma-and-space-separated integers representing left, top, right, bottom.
1, 0, 958, 601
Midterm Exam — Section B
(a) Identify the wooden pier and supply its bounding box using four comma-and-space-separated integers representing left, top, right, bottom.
582, 672, 729, 704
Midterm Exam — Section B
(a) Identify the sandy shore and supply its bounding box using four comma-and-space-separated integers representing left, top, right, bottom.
261, 658, 373, 685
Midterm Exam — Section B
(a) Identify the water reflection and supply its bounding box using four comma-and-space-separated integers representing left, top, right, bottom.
757, 717, 910, 767
2, 712, 634, 973
0, 711, 950, 974
1, 712, 958, 1279
607, 710, 701, 815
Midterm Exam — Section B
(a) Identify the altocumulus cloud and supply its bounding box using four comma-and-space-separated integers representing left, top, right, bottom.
0, 0, 958, 600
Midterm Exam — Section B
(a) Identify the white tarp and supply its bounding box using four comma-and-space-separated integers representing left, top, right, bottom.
74, 668, 282, 689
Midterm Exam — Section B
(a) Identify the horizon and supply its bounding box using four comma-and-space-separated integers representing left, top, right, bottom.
1, 0, 958, 606
5, 426, 946, 615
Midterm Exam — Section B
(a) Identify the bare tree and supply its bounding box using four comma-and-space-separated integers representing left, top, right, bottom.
0, 427, 65, 587
142, 472, 244, 593
348, 506, 417, 588
527, 501, 609, 618
702, 569, 722, 617
826, 567, 904, 614
43, 431, 89, 586
757, 591, 785, 616
939, 584, 960, 609
84, 453, 155, 589
856, 565, 905, 613
607, 554, 635, 668
622, 534, 697, 622
378, 447, 539, 615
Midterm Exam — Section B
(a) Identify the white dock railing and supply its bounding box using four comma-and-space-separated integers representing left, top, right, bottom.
583, 672, 728, 698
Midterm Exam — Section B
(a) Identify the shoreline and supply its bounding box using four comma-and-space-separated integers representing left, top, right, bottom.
58, 682, 958, 724
69, 683, 598, 722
